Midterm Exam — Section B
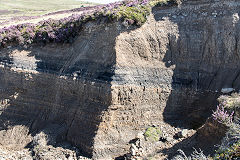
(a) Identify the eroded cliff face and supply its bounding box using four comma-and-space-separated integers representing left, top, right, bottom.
0, 20, 123, 158
0, 0, 240, 159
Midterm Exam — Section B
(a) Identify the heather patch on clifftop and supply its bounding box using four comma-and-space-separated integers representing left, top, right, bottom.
0, 0, 173, 48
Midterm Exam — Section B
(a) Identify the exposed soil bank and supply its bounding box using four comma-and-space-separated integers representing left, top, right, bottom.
0, 0, 240, 159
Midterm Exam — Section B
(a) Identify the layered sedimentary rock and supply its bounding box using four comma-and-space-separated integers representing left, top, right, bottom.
1, 0, 240, 159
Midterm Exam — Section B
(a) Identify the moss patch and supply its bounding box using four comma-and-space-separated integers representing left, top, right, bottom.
144, 127, 162, 142
110, 5, 151, 25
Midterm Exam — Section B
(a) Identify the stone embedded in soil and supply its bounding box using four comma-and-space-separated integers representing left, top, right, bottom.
166, 136, 174, 142
137, 132, 145, 140
221, 88, 234, 94
176, 129, 189, 138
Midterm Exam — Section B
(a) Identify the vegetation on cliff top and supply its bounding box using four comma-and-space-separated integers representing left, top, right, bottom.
0, 0, 172, 48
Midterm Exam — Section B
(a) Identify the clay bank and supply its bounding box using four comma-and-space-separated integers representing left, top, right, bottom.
0, 0, 240, 159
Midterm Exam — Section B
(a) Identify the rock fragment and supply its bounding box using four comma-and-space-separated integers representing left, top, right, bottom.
176, 129, 189, 138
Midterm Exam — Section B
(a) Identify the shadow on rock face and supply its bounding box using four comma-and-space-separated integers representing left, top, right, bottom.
152, 1, 240, 129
